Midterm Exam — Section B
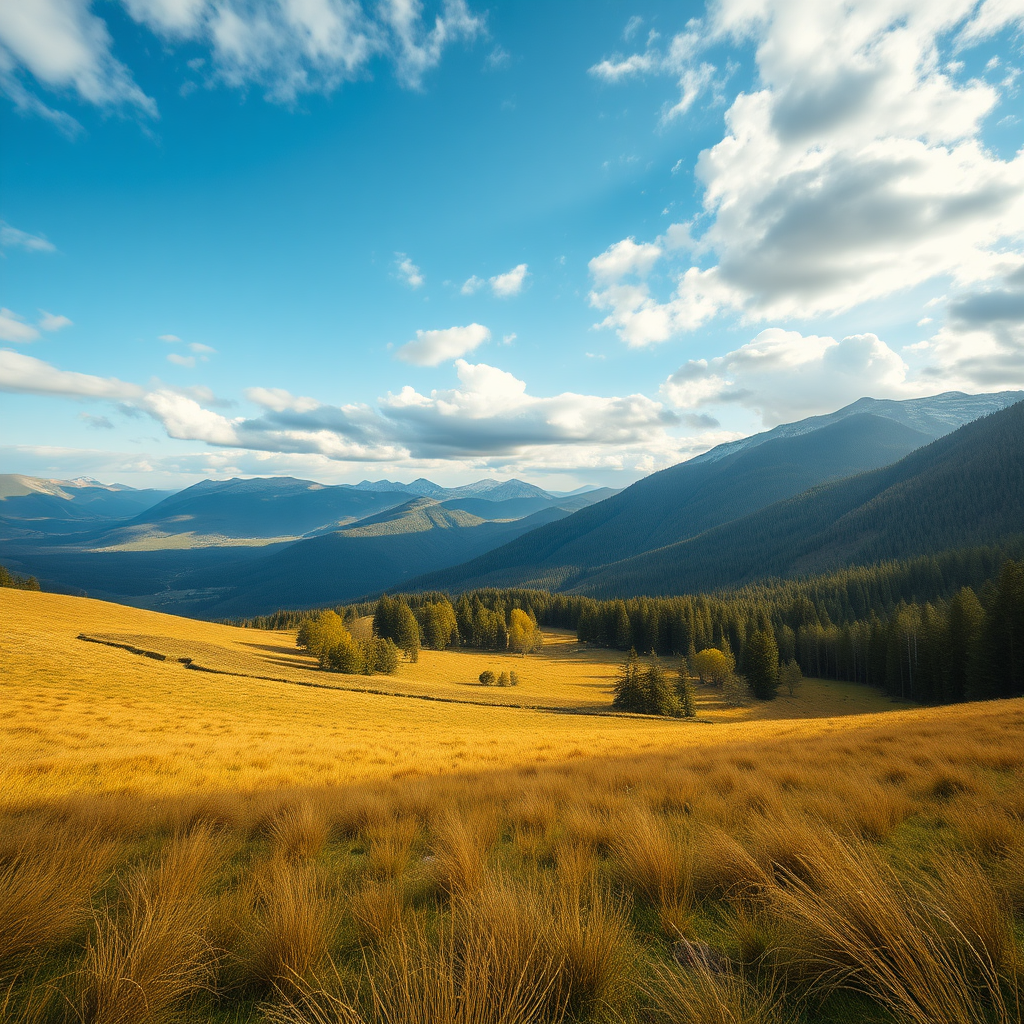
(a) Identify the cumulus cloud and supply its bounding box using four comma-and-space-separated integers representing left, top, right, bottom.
661, 328, 914, 426
394, 252, 424, 288
3, 0, 483, 122
167, 352, 197, 367
0, 221, 56, 252
381, 358, 679, 459
396, 323, 490, 366
590, 0, 1024, 347
0, 349, 699, 474
460, 274, 484, 295
911, 267, 1024, 390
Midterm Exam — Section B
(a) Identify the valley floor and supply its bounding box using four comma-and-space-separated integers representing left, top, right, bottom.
1, 589, 1020, 1024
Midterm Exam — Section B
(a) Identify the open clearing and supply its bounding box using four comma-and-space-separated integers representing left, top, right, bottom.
2, 589, 1021, 1024
4, 589, 908, 802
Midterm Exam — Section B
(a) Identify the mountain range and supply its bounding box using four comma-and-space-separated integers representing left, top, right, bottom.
1, 390, 1020, 615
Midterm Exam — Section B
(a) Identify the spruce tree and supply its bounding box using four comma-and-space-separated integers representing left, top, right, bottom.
677, 661, 697, 717
746, 629, 780, 700
612, 649, 646, 712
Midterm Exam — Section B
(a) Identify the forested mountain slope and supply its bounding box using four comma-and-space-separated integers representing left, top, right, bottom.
408, 412, 938, 592
575, 399, 1024, 597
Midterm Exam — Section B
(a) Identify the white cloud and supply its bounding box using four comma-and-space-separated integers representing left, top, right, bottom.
588, 19, 713, 124
589, 0, 1024, 348
382, 0, 483, 89
623, 15, 643, 41
0, 309, 40, 343
0, 0, 156, 117
0, 307, 72, 342
380, 359, 680, 460
0, 348, 144, 400
396, 323, 490, 366
4, 0, 482, 124
484, 45, 510, 70
167, 352, 196, 367
159, 333, 181, 342
78, 412, 114, 429
394, 252, 424, 288
0, 221, 56, 252
661, 328, 915, 426
39, 311, 73, 332
461, 263, 530, 298
188, 341, 215, 354
489, 262, 528, 297
0, 349, 698, 474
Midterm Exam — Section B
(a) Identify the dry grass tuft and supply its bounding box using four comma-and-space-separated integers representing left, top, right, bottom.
74, 828, 222, 1024
247, 860, 336, 993
646, 959, 791, 1024
0, 827, 114, 976
611, 809, 690, 907
272, 801, 331, 862
349, 879, 404, 948
768, 836, 1018, 1024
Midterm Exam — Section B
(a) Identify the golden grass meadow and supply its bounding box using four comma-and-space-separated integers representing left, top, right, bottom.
2, 587, 1022, 1023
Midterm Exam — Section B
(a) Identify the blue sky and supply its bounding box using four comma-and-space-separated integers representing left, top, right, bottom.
1, 0, 1023, 490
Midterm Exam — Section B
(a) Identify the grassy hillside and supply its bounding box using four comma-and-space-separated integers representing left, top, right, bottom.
1, 589, 1021, 1024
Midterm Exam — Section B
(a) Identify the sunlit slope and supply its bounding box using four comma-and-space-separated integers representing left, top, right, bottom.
577, 397, 1024, 596
407, 413, 938, 593
4, 589, 912, 804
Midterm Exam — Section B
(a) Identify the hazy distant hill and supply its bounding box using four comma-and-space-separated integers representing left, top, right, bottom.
406, 391, 1018, 595
440, 487, 619, 521
168, 500, 573, 617
92, 476, 417, 546
576, 399, 1024, 596
0, 475, 175, 536
346, 476, 555, 502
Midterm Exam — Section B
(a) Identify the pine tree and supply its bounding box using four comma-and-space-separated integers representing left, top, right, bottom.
612, 649, 646, 712
677, 661, 697, 717
746, 629, 780, 700
645, 658, 681, 716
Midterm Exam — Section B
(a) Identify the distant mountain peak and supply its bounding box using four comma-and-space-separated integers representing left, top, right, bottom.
691, 390, 1023, 466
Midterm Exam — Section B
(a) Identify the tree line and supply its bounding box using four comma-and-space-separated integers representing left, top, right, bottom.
238, 545, 1024, 703
295, 593, 546, 675
0, 564, 41, 591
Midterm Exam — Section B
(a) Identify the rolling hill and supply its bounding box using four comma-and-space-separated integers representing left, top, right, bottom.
165, 499, 573, 617
0, 474, 175, 537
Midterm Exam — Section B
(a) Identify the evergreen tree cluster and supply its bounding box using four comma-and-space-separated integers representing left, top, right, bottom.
246, 545, 1024, 706
612, 651, 683, 716
0, 564, 41, 591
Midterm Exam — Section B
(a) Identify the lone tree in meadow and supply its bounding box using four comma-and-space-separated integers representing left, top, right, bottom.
746, 629, 780, 700
508, 607, 543, 655
691, 647, 734, 687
